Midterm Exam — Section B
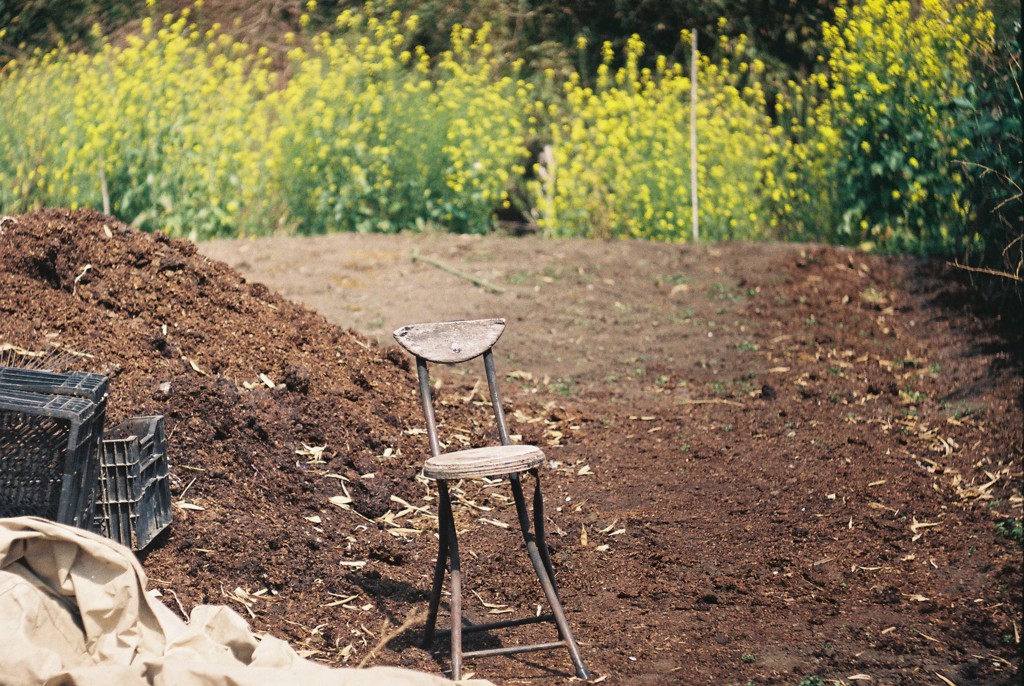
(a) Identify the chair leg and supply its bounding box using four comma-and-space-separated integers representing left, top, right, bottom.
422, 479, 452, 650
510, 474, 592, 680
530, 469, 561, 604
437, 480, 464, 681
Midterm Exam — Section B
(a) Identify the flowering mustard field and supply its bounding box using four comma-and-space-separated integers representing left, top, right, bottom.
0, 9, 273, 239
267, 11, 530, 235
532, 31, 776, 241
0, 0, 1012, 259
774, 0, 1004, 256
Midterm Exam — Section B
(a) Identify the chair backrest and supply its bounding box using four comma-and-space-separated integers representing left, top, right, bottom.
393, 318, 510, 457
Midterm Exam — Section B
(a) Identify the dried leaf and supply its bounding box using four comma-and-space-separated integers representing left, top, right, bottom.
910, 517, 940, 534
72, 264, 92, 295
386, 528, 422, 537
580, 525, 588, 546
176, 501, 205, 511
295, 444, 327, 463
185, 357, 208, 376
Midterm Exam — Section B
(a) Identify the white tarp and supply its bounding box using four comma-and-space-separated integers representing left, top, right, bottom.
0, 517, 491, 686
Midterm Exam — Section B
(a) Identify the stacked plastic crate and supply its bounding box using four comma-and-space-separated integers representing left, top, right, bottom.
0, 366, 171, 549
0, 368, 108, 529
95, 415, 172, 550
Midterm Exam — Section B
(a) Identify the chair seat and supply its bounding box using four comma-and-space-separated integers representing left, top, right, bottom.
423, 444, 545, 480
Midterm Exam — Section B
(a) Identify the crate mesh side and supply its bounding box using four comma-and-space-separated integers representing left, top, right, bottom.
0, 411, 72, 518
0, 392, 103, 527
96, 416, 170, 549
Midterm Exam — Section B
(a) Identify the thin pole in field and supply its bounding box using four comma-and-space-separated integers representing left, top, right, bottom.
690, 28, 699, 242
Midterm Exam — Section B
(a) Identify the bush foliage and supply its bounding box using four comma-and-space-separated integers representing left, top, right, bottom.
531, 32, 777, 242
774, 0, 1002, 254
267, 11, 530, 235
0, 0, 1017, 295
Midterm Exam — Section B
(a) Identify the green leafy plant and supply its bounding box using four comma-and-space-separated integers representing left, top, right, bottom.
267, 11, 531, 235
948, 32, 1022, 307
0, 9, 274, 240
995, 518, 1023, 541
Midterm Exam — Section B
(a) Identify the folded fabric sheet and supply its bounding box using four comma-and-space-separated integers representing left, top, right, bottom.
0, 517, 490, 686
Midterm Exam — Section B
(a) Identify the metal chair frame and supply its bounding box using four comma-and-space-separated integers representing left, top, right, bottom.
394, 319, 591, 681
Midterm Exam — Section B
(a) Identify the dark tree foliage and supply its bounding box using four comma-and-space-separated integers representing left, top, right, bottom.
547, 0, 837, 75
0, 0, 136, 64
314, 0, 837, 80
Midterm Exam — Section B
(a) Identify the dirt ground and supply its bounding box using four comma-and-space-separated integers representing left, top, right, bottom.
1, 209, 1021, 685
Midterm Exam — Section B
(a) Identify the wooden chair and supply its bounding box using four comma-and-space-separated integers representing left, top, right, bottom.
393, 318, 591, 681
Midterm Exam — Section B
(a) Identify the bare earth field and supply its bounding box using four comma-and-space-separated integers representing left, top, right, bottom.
1, 210, 1020, 685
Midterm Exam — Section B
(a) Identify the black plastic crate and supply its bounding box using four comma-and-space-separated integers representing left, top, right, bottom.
0, 366, 109, 403
0, 389, 105, 528
95, 416, 171, 550
0, 366, 109, 528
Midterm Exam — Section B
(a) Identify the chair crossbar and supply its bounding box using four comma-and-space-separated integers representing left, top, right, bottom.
436, 613, 555, 636
463, 641, 568, 660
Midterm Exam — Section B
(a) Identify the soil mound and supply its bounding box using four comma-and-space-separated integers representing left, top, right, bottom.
0, 208, 468, 659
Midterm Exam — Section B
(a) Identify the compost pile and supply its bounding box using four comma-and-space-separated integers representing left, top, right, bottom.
0, 208, 521, 667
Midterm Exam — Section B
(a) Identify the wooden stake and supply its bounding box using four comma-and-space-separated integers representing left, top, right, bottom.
99, 156, 110, 215
690, 28, 699, 242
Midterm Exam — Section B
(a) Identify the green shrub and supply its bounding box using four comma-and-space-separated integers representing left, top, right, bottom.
774, 0, 999, 256
952, 33, 1022, 301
